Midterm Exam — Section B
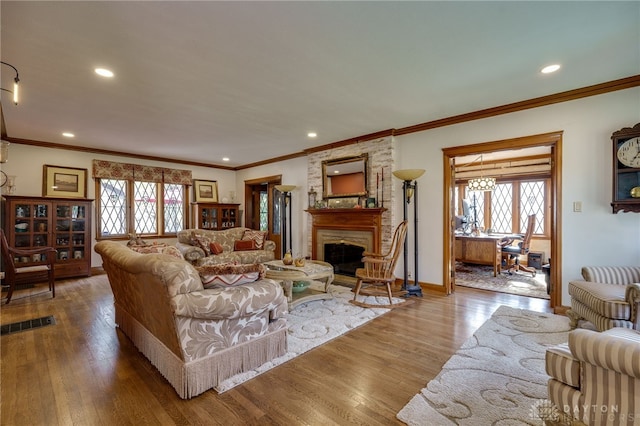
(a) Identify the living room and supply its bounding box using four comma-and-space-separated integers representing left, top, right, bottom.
1, 1, 639, 424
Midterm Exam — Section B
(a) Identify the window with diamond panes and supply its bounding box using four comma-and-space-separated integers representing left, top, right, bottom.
134, 182, 157, 234
490, 183, 513, 233
520, 181, 545, 234
259, 191, 268, 231
100, 179, 127, 236
164, 183, 184, 233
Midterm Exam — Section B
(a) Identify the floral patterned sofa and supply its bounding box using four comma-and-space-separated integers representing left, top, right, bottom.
94, 240, 287, 399
176, 227, 275, 265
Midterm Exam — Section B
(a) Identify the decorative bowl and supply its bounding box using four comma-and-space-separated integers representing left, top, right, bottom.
291, 281, 310, 293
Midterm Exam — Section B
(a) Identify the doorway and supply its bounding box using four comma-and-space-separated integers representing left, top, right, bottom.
244, 175, 284, 259
442, 131, 563, 310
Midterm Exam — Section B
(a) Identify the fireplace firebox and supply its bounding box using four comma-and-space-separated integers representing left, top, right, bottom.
324, 242, 365, 277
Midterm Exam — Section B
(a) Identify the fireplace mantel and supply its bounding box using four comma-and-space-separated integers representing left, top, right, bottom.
307, 208, 387, 259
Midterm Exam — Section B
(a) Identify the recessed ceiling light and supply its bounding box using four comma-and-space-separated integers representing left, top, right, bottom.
95, 68, 114, 78
541, 64, 561, 74
307, 132, 317, 138
62, 132, 75, 138
222, 157, 230, 162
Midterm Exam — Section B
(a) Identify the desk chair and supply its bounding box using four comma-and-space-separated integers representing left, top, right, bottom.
500, 214, 536, 277
1, 229, 57, 304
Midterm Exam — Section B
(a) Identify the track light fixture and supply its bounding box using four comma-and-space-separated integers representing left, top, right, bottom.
1, 61, 20, 105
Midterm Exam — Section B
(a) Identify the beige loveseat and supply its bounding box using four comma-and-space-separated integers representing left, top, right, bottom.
567, 266, 640, 331
176, 227, 275, 265
545, 327, 640, 425
94, 241, 287, 399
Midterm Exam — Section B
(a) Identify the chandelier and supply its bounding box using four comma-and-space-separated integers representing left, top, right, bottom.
467, 155, 496, 191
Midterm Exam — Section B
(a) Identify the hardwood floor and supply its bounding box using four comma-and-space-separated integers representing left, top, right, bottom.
1, 274, 553, 425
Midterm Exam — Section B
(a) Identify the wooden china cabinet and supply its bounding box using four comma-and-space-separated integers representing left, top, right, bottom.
2, 195, 94, 278
191, 203, 240, 230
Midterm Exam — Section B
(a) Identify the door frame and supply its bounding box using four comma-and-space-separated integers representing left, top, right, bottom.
442, 131, 563, 310
244, 175, 283, 259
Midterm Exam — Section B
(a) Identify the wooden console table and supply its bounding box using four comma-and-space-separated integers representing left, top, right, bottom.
455, 234, 503, 277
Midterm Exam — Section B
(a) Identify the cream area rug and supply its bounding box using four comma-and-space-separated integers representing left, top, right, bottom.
215, 284, 408, 393
456, 262, 549, 300
397, 305, 571, 425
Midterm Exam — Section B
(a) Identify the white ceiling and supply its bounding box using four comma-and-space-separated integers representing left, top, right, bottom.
1, 1, 638, 168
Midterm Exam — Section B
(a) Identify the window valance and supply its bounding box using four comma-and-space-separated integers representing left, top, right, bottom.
92, 160, 192, 185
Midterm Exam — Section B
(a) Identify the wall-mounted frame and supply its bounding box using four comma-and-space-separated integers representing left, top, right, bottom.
322, 153, 368, 199
42, 165, 87, 198
193, 179, 219, 203
327, 197, 360, 209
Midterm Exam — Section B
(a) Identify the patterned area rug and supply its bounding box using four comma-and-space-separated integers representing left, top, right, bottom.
215, 284, 409, 393
397, 305, 571, 425
456, 262, 549, 299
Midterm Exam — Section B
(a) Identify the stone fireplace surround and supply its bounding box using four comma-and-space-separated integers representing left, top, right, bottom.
306, 137, 397, 259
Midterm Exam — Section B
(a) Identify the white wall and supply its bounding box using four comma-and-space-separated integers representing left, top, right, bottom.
234, 156, 309, 257
393, 88, 640, 305
2, 88, 638, 307
0, 146, 236, 266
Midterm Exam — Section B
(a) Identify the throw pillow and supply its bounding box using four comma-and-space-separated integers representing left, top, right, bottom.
189, 231, 211, 256
234, 239, 257, 251
242, 229, 266, 249
126, 232, 148, 247
209, 242, 224, 255
196, 263, 266, 288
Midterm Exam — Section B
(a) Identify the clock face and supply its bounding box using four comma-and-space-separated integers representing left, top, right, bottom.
617, 136, 640, 168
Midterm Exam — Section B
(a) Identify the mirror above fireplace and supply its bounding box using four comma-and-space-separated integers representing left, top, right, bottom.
322, 154, 368, 199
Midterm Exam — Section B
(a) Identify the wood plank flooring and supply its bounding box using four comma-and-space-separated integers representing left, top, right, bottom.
1, 274, 553, 425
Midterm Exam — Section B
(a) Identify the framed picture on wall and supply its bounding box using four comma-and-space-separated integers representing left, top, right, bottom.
193, 179, 219, 202
42, 165, 88, 198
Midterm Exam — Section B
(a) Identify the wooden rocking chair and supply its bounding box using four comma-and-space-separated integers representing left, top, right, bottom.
352, 220, 408, 307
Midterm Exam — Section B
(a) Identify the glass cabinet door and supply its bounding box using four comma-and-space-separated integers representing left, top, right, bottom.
11, 201, 51, 264
55, 202, 87, 261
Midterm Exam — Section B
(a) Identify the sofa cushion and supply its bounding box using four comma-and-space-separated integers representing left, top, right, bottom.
190, 232, 212, 255
568, 280, 630, 320
129, 243, 184, 260
234, 239, 257, 251
545, 342, 580, 388
209, 242, 224, 255
196, 262, 266, 288
242, 229, 266, 249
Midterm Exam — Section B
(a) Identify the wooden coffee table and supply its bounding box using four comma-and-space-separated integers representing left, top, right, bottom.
263, 260, 334, 308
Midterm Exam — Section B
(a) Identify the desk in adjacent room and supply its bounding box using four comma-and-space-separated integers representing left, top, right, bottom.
455, 234, 503, 277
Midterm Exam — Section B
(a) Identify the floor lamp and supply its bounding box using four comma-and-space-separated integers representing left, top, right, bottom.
392, 169, 425, 297
275, 185, 296, 257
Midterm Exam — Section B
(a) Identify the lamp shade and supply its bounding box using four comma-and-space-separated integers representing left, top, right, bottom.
467, 176, 496, 191
274, 184, 297, 193
392, 169, 425, 181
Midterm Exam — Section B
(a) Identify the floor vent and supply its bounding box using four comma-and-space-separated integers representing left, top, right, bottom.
1, 283, 36, 292
1, 315, 55, 336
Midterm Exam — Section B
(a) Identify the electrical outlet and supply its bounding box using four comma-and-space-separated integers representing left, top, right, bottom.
573, 201, 582, 212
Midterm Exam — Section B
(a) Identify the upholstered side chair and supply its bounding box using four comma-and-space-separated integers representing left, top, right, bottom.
546, 327, 640, 425
567, 266, 640, 331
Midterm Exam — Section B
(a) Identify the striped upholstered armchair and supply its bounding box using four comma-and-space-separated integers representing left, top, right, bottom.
567, 266, 640, 331
546, 327, 640, 425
